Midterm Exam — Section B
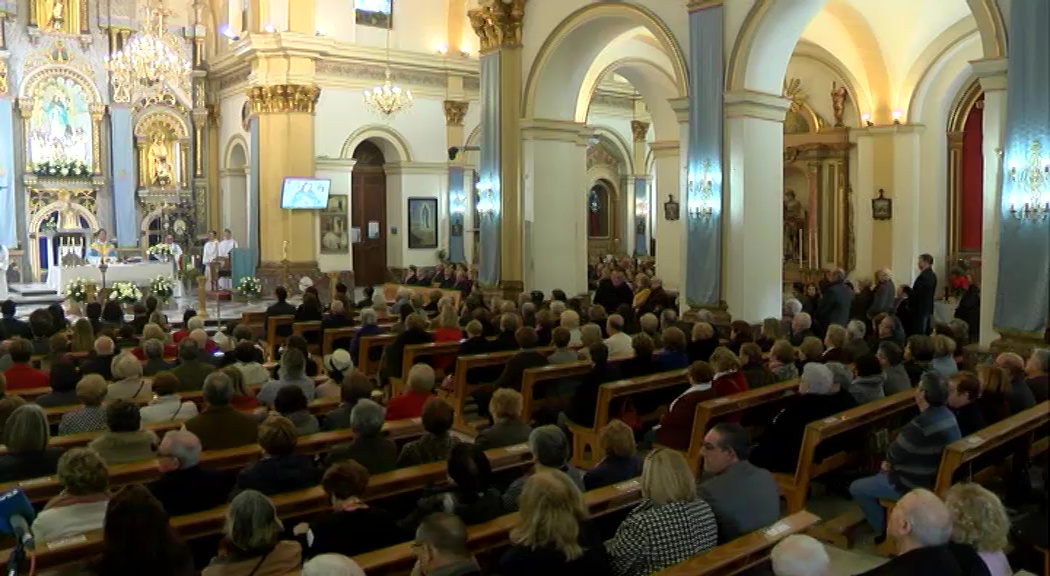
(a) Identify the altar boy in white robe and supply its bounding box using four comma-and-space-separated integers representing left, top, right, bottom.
164, 234, 184, 299
202, 230, 219, 289
0, 244, 9, 300
217, 229, 238, 290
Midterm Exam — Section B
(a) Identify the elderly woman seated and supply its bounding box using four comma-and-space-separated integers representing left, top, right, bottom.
233, 341, 272, 388
202, 490, 302, 576
139, 371, 199, 424
324, 399, 398, 475
0, 404, 64, 482
475, 388, 533, 451
397, 397, 461, 467
584, 419, 642, 490
107, 352, 153, 402
235, 415, 320, 496
89, 399, 159, 464
275, 385, 320, 435
31, 448, 111, 544
749, 362, 856, 474
139, 339, 174, 376
57, 374, 110, 436
503, 425, 585, 512
132, 323, 177, 360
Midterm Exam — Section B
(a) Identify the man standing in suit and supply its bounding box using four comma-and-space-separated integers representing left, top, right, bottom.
910, 254, 937, 336
697, 423, 780, 541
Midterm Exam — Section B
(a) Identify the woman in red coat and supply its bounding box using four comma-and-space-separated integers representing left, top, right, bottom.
655, 361, 717, 450
709, 348, 749, 420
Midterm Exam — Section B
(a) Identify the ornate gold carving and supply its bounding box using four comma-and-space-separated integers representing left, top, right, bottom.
247, 84, 322, 114
586, 143, 619, 170
443, 100, 468, 126
630, 120, 650, 142
468, 0, 526, 53
0, 60, 7, 94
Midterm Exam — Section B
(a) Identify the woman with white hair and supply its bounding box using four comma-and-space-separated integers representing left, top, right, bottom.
560, 310, 583, 346
349, 308, 382, 365
869, 268, 896, 318
750, 363, 856, 473
203, 490, 302, 575
106, 352, 152, 401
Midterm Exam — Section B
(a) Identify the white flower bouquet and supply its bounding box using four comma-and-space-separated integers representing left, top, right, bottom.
149, 275, 174, 300
110, 281, 142, 304
148, 244, 174, 258
237, 276, 263, 298
65, 278, 89, 303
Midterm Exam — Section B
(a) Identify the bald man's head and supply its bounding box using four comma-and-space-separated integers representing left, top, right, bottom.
771, 535, 829, 576
301, 554, 366, 576
94, 336, 115, 355
889, 489, 952, 552
190, 329, 208, 347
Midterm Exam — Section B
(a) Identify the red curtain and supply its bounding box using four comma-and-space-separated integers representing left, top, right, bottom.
960, 96, 984, 252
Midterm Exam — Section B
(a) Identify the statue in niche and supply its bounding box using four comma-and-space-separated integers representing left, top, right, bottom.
148, 133, 175, 187
783, 189, 807, 262
831, 81, 849, 127
48, 0, 65, 30
35, 0, 79, 34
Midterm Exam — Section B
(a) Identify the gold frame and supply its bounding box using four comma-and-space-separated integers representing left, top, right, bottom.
946, 79, 983, 268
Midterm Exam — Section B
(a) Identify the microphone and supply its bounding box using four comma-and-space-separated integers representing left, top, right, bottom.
0, 489, 36, 551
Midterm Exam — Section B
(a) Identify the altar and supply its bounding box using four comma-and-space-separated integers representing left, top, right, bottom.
47, 262, 174, 294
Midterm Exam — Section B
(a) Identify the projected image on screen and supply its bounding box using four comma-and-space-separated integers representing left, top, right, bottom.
281, 178, 331, 209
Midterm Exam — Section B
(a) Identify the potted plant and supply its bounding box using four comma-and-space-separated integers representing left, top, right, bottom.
237, 276, 263, 303
149, 275, 174, 306
65, 277, 89, 315
110, 281, 142, 311
148, 243, 175, 262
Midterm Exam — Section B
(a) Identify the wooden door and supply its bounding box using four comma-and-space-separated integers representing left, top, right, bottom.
351, 141, 387, 287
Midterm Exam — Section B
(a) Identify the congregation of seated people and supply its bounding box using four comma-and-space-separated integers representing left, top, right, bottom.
0, 254, 1046, 575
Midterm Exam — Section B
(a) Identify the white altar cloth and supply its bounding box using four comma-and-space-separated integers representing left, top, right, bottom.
48, 263, 177, 294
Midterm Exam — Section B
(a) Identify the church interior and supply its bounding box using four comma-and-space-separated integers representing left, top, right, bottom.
0, 0, 1048, 574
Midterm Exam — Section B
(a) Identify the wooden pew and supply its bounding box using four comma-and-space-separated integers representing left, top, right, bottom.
42, 393, 339, 425
520, 361, 593, 421
566, 369, 690, 468
322, 326, 356, 357
291, 321, 323, 354
265, 314, 295, 361
2, 443, 535, 573
932, 401, 1050, 494
0, 421, 186, 455
239, 311, 267, 341
359, 334, 397, 377
776, 389, 916, 514
445, 351, 553, 433
382, 283, 462, 309
684, 380, 801, 473
354, 477, 644, 575
397, 340, 465, 396
656, 510, 821, 575
1, 419, 426, 505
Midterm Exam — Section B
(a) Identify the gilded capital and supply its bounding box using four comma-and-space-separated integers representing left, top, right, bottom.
0, 60, 7, 95
469, 0, 526, 54
247, 84, 322, 115
630, 120, 650, 142
444, 100, 468, 127
89, 103, 107, 119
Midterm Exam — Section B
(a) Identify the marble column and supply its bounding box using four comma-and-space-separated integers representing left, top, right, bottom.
724, 90, 791, 322
469, 0, 525, 298
521, 119, 590, 297
686, 0, 724, 308
993, 0, 1049, 343
445, 100, 468, 264
970, 58, 1007, 346
630, 120, 650, 257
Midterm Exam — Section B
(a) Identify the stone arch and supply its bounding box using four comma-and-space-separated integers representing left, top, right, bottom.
902, 21, 982, 122
523, 2, 687, 125
727, 0, 1005, 96
792, 41, 870, 123
582, 55, 679, 141
340, 125, 412, 164
224, 134, 249, 169
19, 65, 102, 103
587, 125, 634, 176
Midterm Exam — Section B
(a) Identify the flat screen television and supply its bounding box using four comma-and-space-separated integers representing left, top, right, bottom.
281, 178, 331, 209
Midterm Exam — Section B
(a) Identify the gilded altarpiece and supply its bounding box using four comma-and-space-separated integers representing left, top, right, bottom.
782, 78, 855, 285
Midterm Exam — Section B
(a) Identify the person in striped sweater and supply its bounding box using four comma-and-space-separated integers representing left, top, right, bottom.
849, 372, 961, 535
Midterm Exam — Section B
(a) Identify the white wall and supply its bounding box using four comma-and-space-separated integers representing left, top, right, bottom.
315, 160, 354, 273
315, 0, 451, 54
386, 165, 447, 268
315, 89, 452, 162
219, 93, 250, 162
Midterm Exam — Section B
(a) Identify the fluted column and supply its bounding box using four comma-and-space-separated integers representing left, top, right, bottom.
470, 0, 525, 298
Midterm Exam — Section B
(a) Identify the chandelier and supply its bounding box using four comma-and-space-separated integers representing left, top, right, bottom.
105, 0, 191, 94
364, 29, 413, 118
1008, 140, 1050, 222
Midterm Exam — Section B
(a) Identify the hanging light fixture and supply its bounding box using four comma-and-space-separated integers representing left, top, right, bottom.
105, 0, 191, 95
364, 28, 413, 118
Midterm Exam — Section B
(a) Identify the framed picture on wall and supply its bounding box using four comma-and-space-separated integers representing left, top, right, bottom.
319, 196, 350, 254
407, 197, 438, 249
355, 0, 392, 28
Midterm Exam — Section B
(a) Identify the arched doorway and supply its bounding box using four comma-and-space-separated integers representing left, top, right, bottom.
947, 81, 984, 271
222, 140, 249, 246
352, 140, 387, 287
587, 179, 619, 256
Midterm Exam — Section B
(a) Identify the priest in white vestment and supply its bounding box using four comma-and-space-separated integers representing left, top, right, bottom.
217, 229, 238, 290
202, 230, 219, 289
0, 244, 9, 300
164, 235, 184, 299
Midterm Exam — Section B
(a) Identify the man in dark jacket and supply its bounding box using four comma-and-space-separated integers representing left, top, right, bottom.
265, 286, 297, 349
815, 269, 852, 336
910, 254, 938, 336
379, 313, 433, 384
493, 327, 549, 391
0, 300, 31, 340
148, 430, 232, 516
170, 338, 216, 391
488, 313, 521, 353
234, 415, 319, 496
184, 372, 259, 450
79, 336, 117, 381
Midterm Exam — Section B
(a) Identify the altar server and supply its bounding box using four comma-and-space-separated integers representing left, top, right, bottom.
217, 229, 238, 290
165, 235, 184, 299
202, 230, 219, 288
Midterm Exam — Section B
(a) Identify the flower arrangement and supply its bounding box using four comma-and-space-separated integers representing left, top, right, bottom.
149, 275, 174, 300
34, 160, 91, 178
148, 243, 174, 258
237, 276, 263, 298
65, 278, 89, 303
110, 281, 142, 305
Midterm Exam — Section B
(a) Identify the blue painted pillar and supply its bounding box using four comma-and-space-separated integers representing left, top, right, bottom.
109, 105, 138, 246
994, 0, 1050, 334
0, 97, 16, 248
448, 166, 466, 263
